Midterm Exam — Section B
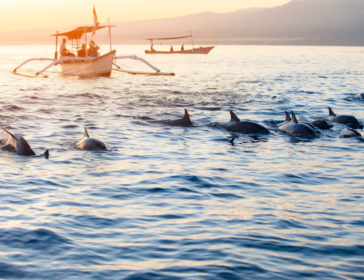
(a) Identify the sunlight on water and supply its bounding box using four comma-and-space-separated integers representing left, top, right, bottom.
0, 45, 363, 279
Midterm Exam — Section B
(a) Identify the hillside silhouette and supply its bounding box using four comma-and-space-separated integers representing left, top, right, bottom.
1, 0, 364, 45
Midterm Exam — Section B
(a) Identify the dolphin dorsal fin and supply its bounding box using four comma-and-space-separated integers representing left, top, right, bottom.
328, 107, 336, 117
291, 111, 298, 123
230, 111, 240, 122
1, 127, 18, 141
183, 109, 193, 126
284, 111, 291, 122
84, 127, 90, 138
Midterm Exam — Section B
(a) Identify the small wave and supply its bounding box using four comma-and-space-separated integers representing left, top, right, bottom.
94, 86, 111, 90
19, 87, 44, 92
39, 108, 56, 114
124, 271, 183, 280
0, 262, 30, 278
73, 92, 103, 99
147, 187, 170, 193
277, 219, 307, 229
229, 135, 269, 144
151, 214, 186, 220
57, 92, 103, 100
70, 215, 118, 229
184, 175, 215, 188
135, 116, 154, 121
0, 228, 71, 252
300, 90, 318, 94
211, 192, 242, 199
62, 124, 78, 129
3, 105, 23, 111
195, 106, 221, 111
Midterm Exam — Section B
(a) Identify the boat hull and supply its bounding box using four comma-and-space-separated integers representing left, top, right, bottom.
145, 46, 214, 55
61, 50, 116, 77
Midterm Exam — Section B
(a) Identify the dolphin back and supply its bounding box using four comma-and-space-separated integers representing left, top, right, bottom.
280, 122, 316, 137
84, 127, 90, 138
327, 108, 362, 129
228, 121, 270, 134
229, 111, 240, 123
16, 136, 36, 156
77, 138, 106, 150
332, 115, 362, 129
311, 120, 333, 130
284, 111, 291, 122
166, 109, 193, 126
182, 109, 193, 126
328, 107, 336, 117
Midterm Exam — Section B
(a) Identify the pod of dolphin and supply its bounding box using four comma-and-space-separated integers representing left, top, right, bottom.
0, 106, 362, 158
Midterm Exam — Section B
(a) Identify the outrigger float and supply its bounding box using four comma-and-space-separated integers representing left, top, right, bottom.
12, 9, 174, 78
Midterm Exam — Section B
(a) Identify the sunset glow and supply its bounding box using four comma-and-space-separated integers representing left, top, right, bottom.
0, 0, 291, 32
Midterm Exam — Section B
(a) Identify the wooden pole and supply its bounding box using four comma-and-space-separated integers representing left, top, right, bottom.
55, 31, 58, 59
108, 18, 112, 52
84, 28, 88, 56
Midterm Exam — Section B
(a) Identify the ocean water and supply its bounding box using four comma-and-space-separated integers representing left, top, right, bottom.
0, 45, 363, 279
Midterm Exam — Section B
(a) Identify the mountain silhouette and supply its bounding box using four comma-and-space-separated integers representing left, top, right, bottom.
1, 0, 364, 45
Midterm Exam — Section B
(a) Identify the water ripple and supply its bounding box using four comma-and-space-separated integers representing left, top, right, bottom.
0, 45, 363, 279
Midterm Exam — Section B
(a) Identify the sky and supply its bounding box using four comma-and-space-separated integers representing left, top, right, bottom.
0, 0, 291, 32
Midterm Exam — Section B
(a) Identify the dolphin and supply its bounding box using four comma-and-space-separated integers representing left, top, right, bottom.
1, 127, 49, 158
227, 111, 270, 134
283, 111, 291, 123
277, 111, 292, 127
76, 127, 107, 151
278, 111, 317, 137
292, 112, 331, 130
340, 128, 362, 138
355, 93, 364, 100
328, 107, 363, 129
213, 111, 269, 135
296, 114, 324, 134
297, 115, 317, 130
162, 109, 193, 127
311, 119, 333, 130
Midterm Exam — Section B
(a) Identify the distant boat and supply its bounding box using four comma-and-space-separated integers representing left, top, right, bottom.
145, 35, 214, 55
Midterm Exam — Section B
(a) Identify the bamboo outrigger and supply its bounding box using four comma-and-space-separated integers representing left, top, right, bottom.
12, 8, 174, 78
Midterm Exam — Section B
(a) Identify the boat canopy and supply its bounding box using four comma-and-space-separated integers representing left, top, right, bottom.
147, 35, 192, 41
51, 25, 111, 40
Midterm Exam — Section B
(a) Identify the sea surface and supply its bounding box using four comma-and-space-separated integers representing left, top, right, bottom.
0, 45, 363, 279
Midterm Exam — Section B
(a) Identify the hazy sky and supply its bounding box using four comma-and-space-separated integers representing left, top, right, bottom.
0, 0, 291, 32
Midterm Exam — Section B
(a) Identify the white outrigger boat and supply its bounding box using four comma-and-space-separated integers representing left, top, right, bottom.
12, 9, 174, 78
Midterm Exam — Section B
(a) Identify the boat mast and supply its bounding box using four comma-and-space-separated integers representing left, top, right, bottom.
84, 27, 88, 54
108, 18, 112, 52
190, 31, 194, 54
54, 31, 59, 59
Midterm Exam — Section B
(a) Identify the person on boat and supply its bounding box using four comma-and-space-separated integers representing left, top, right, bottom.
78, 44, 87, 57
60, 38, 75, 57
181, 44, 184, 51
170, 45, 174, 52
150, 43, 155, 52
88, 40, 100, 57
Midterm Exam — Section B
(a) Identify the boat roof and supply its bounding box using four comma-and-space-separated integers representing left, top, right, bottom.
147, 35, 192, 41
51, 25, 112, 40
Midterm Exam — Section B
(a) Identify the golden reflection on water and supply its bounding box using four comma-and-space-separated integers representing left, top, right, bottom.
80, 259, 219, 271
0, 45, 363, 278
